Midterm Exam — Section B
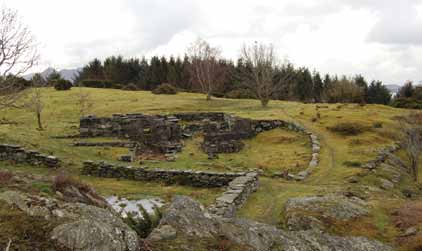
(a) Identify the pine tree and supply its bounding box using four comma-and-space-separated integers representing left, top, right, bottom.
313, 71, 324, 103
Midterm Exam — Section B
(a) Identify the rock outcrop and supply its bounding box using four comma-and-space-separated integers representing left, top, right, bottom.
147, 196, 392, 251
0, 191, 139, 251
284, 195, 369, 231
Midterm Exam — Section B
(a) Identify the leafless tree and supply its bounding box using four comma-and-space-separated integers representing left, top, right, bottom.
239, 42, 291, 107
0, 6, 39, 110
240, 42, 293, 107
75, 88, 94, 117
187, 38, 225, 100
26, 73, 45, 130
398, 112, 422, 181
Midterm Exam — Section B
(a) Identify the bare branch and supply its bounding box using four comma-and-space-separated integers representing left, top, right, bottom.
0, 6, 39, 110
187, 38, 225, 100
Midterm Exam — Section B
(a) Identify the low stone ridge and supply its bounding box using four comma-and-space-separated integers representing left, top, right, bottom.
147, 196, 393, 251
82, 161, 245, 188
73, 141, 137, 148
0, 144, 60, 168
362, 143, 401, 170
208, 172, 259, 218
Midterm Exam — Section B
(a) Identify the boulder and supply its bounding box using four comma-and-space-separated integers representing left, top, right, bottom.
0, 191, 139, 251
284, 195, 369, 231
51, 203, 139, 251
148, 196, 392, 251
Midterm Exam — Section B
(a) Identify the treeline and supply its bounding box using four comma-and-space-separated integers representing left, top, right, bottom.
393, 81, 422, 109
74, 55, 392, 105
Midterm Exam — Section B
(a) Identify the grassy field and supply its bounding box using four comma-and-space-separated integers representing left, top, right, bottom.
0, 87, 417, 244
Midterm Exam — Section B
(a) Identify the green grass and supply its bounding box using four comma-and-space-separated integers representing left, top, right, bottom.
0, 87, 416, 244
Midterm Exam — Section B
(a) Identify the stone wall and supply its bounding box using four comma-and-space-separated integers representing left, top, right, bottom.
0, 144, 60, 168
79, 113, 182, 154
81, 160, 259, 218
208, 172, 259, 218
82, 161, 244, 188
73, 141, 137, 148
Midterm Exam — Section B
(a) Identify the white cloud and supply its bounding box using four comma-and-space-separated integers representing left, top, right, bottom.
5, 0, 422, 84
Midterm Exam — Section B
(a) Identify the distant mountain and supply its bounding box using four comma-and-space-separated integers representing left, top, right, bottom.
24, 67, 81, 83
385, 84, 401, 95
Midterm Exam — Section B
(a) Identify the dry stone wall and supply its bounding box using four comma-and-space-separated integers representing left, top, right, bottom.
208, 172, 259, 218
82, 160, 259, 218
82, 161, 244, 188
0, 144, 60, 168
79, 113, 182, 154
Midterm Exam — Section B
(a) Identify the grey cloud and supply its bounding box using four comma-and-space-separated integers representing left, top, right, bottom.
123, 0, 199, 50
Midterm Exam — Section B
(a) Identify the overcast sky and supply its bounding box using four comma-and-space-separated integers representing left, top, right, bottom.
5, 0, 422, 84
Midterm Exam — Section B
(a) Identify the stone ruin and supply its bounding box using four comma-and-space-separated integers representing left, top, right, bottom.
0, 144, 60, 168
79, 113, 182, 154
79, 112, 314, 163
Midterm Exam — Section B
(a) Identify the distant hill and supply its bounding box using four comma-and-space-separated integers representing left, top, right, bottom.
24, 67, 81, 83
385, 84, 401, 96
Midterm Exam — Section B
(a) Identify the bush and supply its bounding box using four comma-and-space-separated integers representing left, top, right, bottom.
373, 122, 383, 128
152, 83, 177, 95
124, 205, 162, 238
225, 89, 256, 99
52, 172, 92, 194
80, 79, 115, 89
0, 171, 13, 184
392, 98, 422, 109
122, 83, 138, 91
343, 161, 362, 167
53, 79, 72, 91
327, 122, 370, 136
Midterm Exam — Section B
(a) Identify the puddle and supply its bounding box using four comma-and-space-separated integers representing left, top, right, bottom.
106, 196, 165, 218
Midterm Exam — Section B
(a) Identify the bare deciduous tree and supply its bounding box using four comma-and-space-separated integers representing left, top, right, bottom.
239, 42, 291, 107
76, 88, 94, 117
188, 38, 225, 100
0, 6, 39, 110
26, 73, 45, 130
399, 112, 422, 181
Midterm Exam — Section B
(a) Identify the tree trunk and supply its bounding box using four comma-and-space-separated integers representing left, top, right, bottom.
37, 111, 43, 130
206, 92, 212, 101
260, 98, 269, 107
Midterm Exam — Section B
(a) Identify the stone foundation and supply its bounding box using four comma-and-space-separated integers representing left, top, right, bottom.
0, 144, 60, 168
79, 113, 182, 154
82, 160, 259, 218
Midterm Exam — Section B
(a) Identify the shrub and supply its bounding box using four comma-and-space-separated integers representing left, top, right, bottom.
53, 79, 72, 91
373, 122, 383, 128
327, 122, 370, 136
152, 83, 177, 95
225, 89, 256, 99
0, 171, 13, 184
80, 79, 115, 89
52, 172, 92, 194
343, 161, 362, 167
392, 98, 422, 109
124, 205, 162, 238
122, 83, 138, 91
